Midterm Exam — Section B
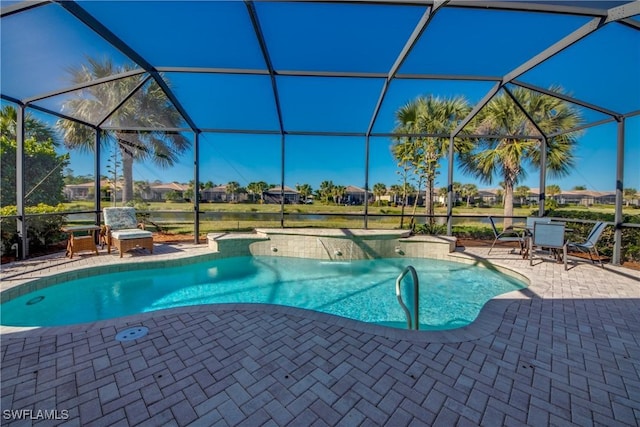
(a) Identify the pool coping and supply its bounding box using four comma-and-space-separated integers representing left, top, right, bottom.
0, 247, 533, 343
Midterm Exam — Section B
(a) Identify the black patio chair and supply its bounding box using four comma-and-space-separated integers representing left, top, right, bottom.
488, 216, 525, 255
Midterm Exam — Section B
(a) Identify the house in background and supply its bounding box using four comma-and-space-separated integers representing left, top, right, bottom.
64, 182, 93, 201
263, 186, 299, 204
344, 185, 374, 205
559, 190, 616, 206
477, 189, 499, 205
201, 185, 229, 202
145, 182, 189, 201
201, 185, 249, 203
64, 180, 123, 201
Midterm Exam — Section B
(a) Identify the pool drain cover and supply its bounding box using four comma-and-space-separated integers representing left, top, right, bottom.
115, 326, 149, 342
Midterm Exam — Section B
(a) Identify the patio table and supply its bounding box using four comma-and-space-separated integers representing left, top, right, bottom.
61, 225, 100, 259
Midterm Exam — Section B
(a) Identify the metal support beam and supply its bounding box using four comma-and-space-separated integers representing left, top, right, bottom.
155, 66, 500, 82
94, 129, 101, 226
503, 17, 607, 84
16, 105, 27, 259
96, 75, 152, 127
454, 6, 621, 139
366, 3, 445, 136
244, 0, 287, 226
538, 136, 548, 217
547, 117, 617, 138
24, 69, 146, 105
280, 134, 285, 228
511, 80, 621, 118
364, 136, 370, 229
452, 82, 501, 137
244, 1, 285, 134
613, 118, 625, 265
446, 136, 455, 235
503, 86, 548, 216
0, 0, 49, 18
56, 1, 199, 132
1, 98, 93, 128
194, 132, 200, 244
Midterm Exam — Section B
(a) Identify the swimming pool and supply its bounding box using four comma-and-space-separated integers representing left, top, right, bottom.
1, 256, 526, 329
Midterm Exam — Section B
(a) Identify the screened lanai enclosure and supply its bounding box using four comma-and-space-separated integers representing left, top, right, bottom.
1, 0, 639, 264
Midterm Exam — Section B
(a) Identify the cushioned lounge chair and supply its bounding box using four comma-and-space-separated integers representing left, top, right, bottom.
103, 207, 153, 258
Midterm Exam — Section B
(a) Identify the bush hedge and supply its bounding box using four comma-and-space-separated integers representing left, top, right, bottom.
0, 204, 67, 256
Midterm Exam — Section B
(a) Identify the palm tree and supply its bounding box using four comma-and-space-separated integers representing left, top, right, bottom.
461, 183, 478, 207
495, 188, 504, 207
225, 181, 240, 202
56, 58, 190, 204
295, 183, 313, 203
623, 188, 638, 207
1, 105, 57, 143
332, 185, 347, 205
389, 184, 403, 206
133, 180, 151, 201
373, 183, 387, 206
247, 181, 268, 203
318, 181, 334, 204
546, 184, 561, 202
452, 182, 463, 205
460, 86, 582, 228
515, 186, 531, 206
391, 137, 418, 228
392, 95, 472, 226
437, 186, 448, 207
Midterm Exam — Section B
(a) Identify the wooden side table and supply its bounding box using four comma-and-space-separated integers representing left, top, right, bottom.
62, 225, 101, 259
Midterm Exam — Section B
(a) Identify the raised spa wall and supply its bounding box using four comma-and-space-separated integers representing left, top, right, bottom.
207, 229, 457, 260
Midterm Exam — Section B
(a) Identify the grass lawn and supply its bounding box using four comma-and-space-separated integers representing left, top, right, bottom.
65, 200, 633, 217
60, 200, 638, 236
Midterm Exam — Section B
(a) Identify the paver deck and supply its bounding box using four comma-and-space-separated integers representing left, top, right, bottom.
1, 242, 639, 426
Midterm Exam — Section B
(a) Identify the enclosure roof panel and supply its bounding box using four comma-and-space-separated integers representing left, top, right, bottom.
1, 0, 638, 135
76, 1, 266, 70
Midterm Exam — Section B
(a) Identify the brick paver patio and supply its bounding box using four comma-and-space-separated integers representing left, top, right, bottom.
1, 242, 639, 426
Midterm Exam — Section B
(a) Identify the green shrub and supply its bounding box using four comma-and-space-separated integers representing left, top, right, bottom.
0, 204, 67, 255
413, 223, 447, 235
452, 225, 494, 239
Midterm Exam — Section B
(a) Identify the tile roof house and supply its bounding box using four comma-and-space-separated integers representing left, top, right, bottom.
264, 186, 299, 204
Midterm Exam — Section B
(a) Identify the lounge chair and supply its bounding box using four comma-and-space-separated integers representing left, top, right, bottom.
103, 207, 154, 258
565, 221, 606, 269
488, 216, 525, 255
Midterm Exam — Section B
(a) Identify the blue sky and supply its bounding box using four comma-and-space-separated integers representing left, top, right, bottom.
2, 1, 639, 192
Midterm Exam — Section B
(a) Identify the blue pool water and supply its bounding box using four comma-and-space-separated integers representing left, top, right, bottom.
1, 256, 526, 330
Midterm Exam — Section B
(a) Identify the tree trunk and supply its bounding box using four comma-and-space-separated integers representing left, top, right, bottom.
400, 190, 406, 229
410, 179, 423, 231
503, 181, 515, 230
426, 177, 435, 226
121, 148, 134, 204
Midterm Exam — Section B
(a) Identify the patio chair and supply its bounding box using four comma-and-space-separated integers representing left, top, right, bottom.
103, 207, 153, 258
525, 216, 551, 233
529, 222, 567, 267
565, 221, 606, 269
488, 216, 525, 255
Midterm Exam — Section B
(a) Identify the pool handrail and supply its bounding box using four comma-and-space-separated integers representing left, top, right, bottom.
395, 265, 419, 330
